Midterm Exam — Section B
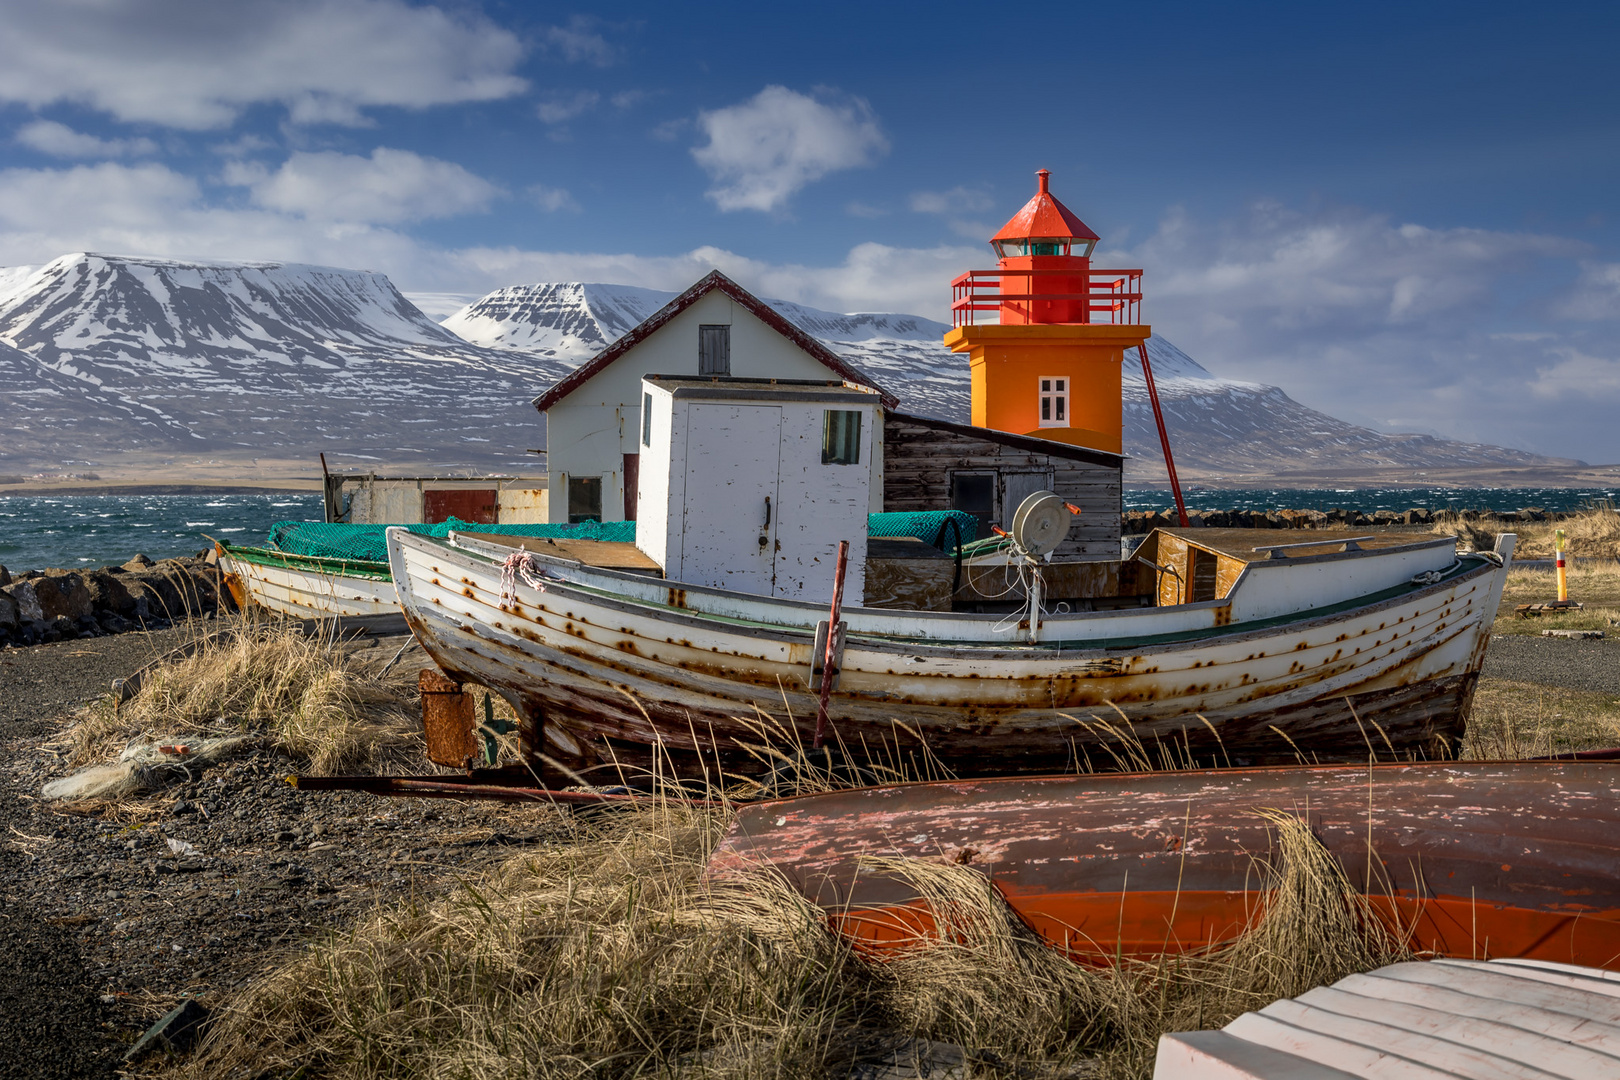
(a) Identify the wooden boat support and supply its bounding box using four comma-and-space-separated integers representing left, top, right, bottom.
706, 761, 1620, 972
386, 524, 1516, 783
290, 771, 719, 807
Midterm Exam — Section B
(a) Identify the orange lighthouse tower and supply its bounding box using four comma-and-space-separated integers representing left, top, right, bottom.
944, 170, 1148, 456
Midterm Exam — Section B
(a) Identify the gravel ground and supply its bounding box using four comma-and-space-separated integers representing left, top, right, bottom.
1481, 634, 1620, 694
0, 626, 572, 1078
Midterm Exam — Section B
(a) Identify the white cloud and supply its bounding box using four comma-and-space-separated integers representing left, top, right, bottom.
224, 148, 502, 225
0, 0, 527, 129
1559, 261, 1620, 320
536, 91, 601, 125
691, 86, 888, 212
528, 185, 580, 213
909, 187, 992, 216
540, 16, 618, 67
15, 120, 158, 159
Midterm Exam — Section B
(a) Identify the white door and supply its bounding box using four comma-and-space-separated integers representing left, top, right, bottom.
680, 404, 782, 595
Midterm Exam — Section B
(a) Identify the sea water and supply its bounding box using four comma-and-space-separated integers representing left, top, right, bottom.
0, 492, 323, 572
1, 486, 1615, 573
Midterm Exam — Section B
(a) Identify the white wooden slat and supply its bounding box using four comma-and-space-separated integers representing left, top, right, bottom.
1255, 1000, 1571, 1080
1432, 960, 1620, 1000
1290, 987, 1620, 1072
1155, 961, 1620, 1079
1154, 1030, 1364, 1080
1223, 1012, 1474, 1077
1336, 970, 1620, 1031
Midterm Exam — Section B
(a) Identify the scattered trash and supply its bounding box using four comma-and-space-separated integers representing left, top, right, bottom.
1542, 629, 1604, 639
124, 998, 211, 1062
166, 837, 197, 857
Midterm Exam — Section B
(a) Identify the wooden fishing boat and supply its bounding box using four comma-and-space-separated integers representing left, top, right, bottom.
705, 761, 1620, 971
214, 541, 405, 632
385, 525, 1515, 780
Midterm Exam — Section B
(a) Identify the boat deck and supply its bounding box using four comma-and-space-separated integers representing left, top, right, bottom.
463, 531, 665, 576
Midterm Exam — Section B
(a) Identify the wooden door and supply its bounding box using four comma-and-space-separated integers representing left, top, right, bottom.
424, 488, 497, 525
679, 404, 781, 595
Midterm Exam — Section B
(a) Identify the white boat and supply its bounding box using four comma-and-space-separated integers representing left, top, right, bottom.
385, 525, 1515, 781
215, 542, 405, 632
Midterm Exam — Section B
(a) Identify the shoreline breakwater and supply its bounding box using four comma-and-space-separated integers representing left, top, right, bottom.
0, 551, 231, 648
1123, 505, 1586, 533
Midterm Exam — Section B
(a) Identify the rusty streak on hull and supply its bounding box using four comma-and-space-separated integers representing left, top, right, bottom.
388, 529, 1510, 781
707, 762, 1620, 971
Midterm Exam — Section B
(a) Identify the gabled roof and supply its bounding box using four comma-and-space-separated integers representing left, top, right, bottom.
991, 169, 1100, 244
531, 270, 898, 412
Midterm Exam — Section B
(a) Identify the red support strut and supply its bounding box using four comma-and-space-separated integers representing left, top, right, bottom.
813, 540, 850, 749
1138, 343, 1189, 528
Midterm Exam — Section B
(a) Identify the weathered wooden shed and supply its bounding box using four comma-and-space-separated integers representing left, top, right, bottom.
880, 410, 1123, 561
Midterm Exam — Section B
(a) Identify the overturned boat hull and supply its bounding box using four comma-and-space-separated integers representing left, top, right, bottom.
707, 761, 1620, 970
387, 528, 1514, 780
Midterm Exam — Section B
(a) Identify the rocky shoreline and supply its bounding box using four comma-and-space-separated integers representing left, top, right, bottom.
1121, 504, 1576, 533
0, 553, 229, 650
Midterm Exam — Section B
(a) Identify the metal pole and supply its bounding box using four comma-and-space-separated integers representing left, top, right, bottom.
812, 540, 850, 749
1138, 343, 1189, 528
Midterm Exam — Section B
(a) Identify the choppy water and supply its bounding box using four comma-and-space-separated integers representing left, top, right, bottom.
0, 492, 323, 572
1121, 487, 1618, 514
1, 486, 1615, 573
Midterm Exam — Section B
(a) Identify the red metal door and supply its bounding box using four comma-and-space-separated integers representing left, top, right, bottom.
622, 453, 640, 521
423, 488, 497, 524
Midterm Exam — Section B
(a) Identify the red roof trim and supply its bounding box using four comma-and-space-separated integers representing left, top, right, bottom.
531, 270, 898, 412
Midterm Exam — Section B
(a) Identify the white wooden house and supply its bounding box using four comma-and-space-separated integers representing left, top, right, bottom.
532, 271, 896, 525
636, 375, 881, 603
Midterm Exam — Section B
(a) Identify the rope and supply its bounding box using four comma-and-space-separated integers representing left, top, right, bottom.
499, 549, 553, 606
1410, 558, 1463, 586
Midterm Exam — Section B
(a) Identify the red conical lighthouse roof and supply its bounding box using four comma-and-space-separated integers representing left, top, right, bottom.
991, 170, 1099, 243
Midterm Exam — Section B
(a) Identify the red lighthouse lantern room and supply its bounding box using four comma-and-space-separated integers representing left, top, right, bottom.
990, 168, 1099, 325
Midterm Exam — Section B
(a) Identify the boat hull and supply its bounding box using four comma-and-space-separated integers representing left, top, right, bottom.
707, 762, 1620, 971
388, 529, 1512, 779
217, 544, 405, 632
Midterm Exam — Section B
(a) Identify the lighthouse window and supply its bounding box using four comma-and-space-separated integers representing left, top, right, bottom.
698, 324, 730, 375
822, 410, 862, 465
1038, 377, 1069, 427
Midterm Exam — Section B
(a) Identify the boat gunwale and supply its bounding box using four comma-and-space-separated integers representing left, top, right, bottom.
219, 541, 394, 582
402, 528, 1499, 658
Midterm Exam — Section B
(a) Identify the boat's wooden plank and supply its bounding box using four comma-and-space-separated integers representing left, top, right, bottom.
1429, 960, 1620, 999
1154, 1030, 1365, 1080
1162, 528, 1451, 564
1157, 960, 1620, 1079
462, 532, 664, 573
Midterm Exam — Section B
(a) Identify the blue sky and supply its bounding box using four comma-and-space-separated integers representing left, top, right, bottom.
1, 0, 1618, 462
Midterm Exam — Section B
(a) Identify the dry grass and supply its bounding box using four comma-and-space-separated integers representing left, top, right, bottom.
1437, 504, 1620, 559
1492, 562, 1620, 632
1461, 677, 1620, 759
71, 616, 423, 777
172, 798, 1408, 1080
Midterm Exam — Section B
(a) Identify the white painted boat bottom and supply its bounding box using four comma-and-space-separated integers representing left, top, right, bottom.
1154, 958, 1620, 1079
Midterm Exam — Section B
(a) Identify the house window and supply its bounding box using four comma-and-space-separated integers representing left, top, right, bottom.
950, 472, 996, 540
1038, 377, 1069, 427
641, 392, 652, 447
699, 324, 730, 375
822, 410, 861, 465
567, 476, 602, 523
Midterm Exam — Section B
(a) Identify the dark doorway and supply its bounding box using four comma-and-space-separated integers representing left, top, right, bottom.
622, 453, 640, 521
950, 472, 996, 540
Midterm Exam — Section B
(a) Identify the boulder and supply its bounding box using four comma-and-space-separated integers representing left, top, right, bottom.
0, 593, 17, 631
5, 581, 45, 623
122, 553, 155, 571
35, 573, 93, 622
85, 570, 134, 614
0, 564, 9, 587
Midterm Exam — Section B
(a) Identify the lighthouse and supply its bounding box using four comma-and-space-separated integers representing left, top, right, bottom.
944, 170, 1149, 456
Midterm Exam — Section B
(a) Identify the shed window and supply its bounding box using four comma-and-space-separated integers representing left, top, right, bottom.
950, 473, 996, 540
699, 324, 730, 375
641, 392, 652, 447
567, 476, 602, 523
1038, 376, 1069, 427
822, 410, 862, 465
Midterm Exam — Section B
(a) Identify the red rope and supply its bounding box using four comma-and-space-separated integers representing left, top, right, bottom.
1138, 343, 1189, 527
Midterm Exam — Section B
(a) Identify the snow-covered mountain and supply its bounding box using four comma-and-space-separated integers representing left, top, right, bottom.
443, 283, 1581, 483
0, 254, 570, 472
0, 256, 1581, 484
